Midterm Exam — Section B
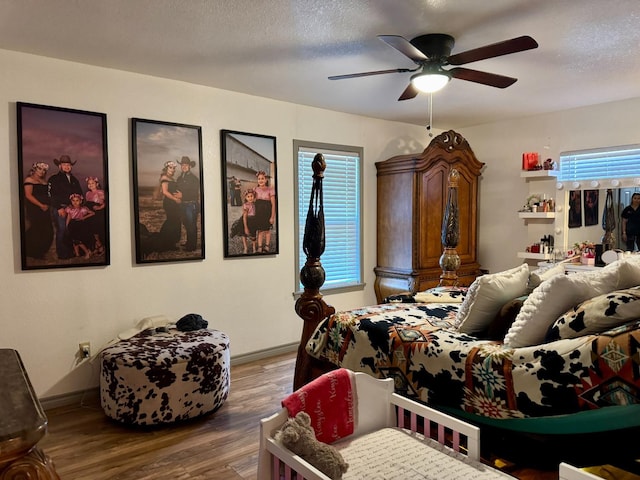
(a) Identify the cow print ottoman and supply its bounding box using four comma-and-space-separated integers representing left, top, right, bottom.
99, 328, 230, 426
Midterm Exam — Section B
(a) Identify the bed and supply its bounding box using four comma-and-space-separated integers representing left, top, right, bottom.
303, 283, 640, 432
293, 145, 640, 435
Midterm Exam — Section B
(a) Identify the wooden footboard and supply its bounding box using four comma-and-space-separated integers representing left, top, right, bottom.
293, 153, 336, 390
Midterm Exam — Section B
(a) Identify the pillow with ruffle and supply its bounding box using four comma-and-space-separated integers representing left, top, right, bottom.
504, 267, 619, 348
414, 286, 468, 304
456, 263, 530, 335
545, 287, 640, 342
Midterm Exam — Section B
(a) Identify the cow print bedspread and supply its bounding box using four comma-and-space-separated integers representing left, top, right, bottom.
306, 302, 640, 419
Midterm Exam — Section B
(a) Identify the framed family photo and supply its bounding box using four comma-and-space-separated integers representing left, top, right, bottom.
17, 102, 109, 270
132, 118, 204, 263
221, 130, 278, 258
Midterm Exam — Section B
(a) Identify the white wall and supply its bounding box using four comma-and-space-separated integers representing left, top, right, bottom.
0, 49, 428, 399
4, 47, 639, 401
463, 97, 640, 273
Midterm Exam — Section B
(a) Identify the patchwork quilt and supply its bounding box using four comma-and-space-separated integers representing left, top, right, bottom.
306, 302, 640, 419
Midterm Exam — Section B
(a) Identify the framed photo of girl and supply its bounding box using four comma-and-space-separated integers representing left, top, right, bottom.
221, 130, 278, 257
17, 102, 109, 270
132, 118, 205, 263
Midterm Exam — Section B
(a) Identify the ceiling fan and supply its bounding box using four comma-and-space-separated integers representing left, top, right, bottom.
329, 34, 538, 100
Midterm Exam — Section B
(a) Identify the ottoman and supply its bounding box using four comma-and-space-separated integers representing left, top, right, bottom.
99, 328, 230, 426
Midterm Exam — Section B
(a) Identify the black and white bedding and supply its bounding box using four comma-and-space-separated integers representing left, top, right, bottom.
306, 259, 640, 421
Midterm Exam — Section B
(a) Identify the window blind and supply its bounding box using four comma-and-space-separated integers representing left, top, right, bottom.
296, 147, 362, 290
558, 144, 640, 182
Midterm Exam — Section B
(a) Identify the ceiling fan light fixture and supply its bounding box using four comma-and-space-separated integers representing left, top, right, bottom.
411, 71, 450, 93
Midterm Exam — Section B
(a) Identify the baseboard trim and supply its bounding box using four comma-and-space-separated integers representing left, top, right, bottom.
229, 342, 298, 366
41, 388, 100, 411
41, 342, 299, 411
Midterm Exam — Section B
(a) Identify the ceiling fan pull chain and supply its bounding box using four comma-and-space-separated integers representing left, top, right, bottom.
427, 92, 434, 137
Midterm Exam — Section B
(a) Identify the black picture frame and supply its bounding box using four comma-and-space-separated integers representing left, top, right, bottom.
221, 130, 278, 257
584, 189, 599, 227
568, 190, 583, 228
132, 118, 204, 263
17, 102, 110, 270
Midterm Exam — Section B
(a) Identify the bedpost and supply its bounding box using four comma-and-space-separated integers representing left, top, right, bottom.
293, 154, 336, 390
439, 168, 461, 286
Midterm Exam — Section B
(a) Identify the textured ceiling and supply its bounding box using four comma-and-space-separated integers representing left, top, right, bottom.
2, 0, 640, 128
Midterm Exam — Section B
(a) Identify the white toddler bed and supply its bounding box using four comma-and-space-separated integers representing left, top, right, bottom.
258, 370, 513, 479
558, 463, 603, 480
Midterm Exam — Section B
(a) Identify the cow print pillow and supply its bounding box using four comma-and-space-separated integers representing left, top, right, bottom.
546, 286, 640, 342
414, 286, 468, 304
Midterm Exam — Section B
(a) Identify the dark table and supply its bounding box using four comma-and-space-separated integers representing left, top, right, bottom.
0, 348, 59, 479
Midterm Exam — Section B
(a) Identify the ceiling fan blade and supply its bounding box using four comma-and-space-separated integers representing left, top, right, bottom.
447, 35, 538, 66
328, 68, 415, 80
398, 83, 419, 101
449, 67, 517, 88
378, 35, 428, 63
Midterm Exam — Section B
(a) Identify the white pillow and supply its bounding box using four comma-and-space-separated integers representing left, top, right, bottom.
504, 267, 619, 347
527, 263, 565, 292
456, 263, 530, 335
605, 256, 640, 290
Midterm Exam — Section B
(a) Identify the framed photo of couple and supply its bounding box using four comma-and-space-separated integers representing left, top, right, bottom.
17, 102, 110, 270
131, 118, 205, 263
220, 130, 278, 258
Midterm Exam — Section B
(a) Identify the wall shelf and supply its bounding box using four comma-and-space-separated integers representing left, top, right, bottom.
517, 168, 557, 262
518, 211, 556, 219
521, 170, 558, 180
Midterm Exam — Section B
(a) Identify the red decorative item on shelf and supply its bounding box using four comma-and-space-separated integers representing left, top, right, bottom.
522, 152, 540, 170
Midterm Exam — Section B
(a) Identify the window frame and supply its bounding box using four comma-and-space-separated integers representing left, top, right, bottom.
293, 140, 364, 295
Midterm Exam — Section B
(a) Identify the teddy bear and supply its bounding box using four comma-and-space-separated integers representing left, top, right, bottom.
275, 411, 349, 480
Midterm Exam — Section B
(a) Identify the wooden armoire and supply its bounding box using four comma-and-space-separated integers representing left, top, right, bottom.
374, 130, 484, 303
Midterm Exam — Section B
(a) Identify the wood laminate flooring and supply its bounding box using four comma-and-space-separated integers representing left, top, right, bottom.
40, 352, 637, 479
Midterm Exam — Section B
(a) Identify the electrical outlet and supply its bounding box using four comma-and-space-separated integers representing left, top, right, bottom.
79, 342, 91, 359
